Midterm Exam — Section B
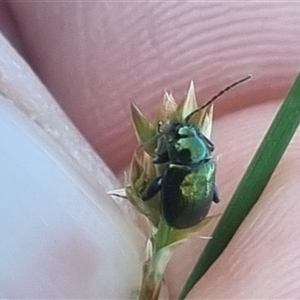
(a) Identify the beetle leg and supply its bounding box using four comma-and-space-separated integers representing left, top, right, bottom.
142, 176, 163, 201
213, 184, 220, 203
200, 157, 211, 165
153, 134, 170, 164
201, 134, 215, 152
153, 151, 169, 164
169, 163, 192, 171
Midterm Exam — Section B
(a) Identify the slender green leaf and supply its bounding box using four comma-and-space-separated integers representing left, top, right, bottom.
179, 73, 300, 300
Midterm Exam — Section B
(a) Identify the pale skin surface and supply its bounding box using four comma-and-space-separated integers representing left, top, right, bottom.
1, 2, 300, 299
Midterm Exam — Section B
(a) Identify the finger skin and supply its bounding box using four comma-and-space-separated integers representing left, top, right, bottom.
0, 33, 145, 299
167, 101, 300, 299
1, 3, 300, 298
4, 2, 300, 173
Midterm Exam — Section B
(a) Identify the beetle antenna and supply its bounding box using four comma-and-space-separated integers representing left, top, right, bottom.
185, 74, 251, 122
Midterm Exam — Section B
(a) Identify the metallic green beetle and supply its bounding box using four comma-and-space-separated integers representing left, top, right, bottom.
142, 75, 251, 229
142, 119, 219, 229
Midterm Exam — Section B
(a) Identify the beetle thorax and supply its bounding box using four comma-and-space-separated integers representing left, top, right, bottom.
166, 123, 210, 165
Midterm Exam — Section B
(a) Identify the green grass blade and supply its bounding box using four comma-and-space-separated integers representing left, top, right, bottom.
179, 73, 300, 300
